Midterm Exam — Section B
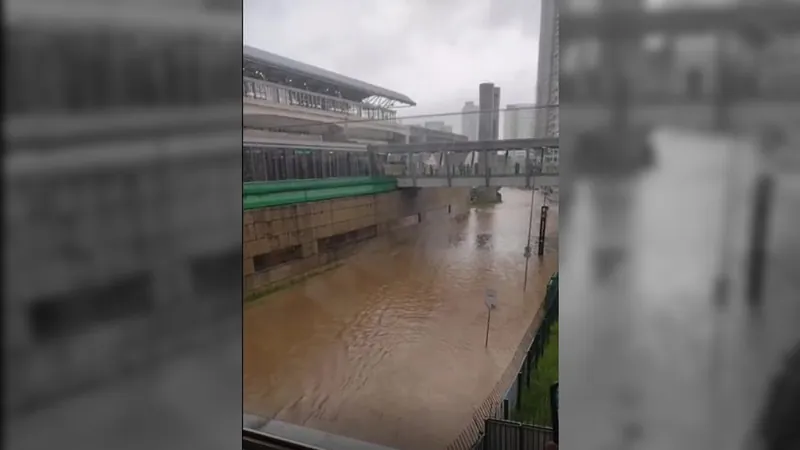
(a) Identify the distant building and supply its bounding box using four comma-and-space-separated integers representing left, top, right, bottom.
423, 121, 453, 133
408, 125, 468, 144
504, 104, 536, 139
535, 0, 559, 137
461, 101, 479, 140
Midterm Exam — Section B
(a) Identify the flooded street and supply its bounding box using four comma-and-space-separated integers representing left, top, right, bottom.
244, 188, 559, 450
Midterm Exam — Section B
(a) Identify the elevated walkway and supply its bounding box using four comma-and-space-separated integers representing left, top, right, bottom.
369, 138, 559, 188
396, 173, 558, 189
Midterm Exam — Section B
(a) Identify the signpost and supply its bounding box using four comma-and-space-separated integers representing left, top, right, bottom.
523, 187, 536, 292
485, 288, 497, 348
538, 204, 549, 256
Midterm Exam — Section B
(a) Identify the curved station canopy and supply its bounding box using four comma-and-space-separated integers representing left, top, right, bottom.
243, 45, 416, 108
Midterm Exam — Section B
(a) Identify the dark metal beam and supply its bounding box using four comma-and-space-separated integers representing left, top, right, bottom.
369, 137, 558, 154
562, 4, 800, 41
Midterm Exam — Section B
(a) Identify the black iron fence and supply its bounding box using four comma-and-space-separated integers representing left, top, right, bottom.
477, 420, 554, 450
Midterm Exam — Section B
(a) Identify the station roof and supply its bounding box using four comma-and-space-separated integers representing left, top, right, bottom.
243, 45, 416, 106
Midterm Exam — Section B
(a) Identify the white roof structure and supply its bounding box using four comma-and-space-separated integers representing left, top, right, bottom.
244, 45, 416, 106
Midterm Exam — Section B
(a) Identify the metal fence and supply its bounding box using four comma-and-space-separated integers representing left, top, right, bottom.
476, 420, 554, 450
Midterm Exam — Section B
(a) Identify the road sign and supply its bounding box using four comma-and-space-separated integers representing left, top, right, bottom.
485, 288, 497, 309
484, 288, 497, 348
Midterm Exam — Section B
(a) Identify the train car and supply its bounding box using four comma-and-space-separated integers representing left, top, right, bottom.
243, 139, 373, 181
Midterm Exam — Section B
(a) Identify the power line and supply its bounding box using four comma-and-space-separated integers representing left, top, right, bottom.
245, 103, 559, 131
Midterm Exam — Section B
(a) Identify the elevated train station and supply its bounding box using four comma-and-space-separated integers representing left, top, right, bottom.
243, 45, 415, 148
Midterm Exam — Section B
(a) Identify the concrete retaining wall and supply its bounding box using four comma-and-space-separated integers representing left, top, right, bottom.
243, 187, 471, 299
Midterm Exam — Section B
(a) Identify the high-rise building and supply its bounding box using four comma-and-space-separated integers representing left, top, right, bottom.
479, 82, 500, 140
461, 101, 479, 140
504, 103, 536, 139
535, 0, 558, 137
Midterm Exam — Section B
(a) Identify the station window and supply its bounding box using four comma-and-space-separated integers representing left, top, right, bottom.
244, 147, 372, 182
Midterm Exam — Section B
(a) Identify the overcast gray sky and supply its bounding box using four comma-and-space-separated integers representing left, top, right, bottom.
244, 0, 541, 128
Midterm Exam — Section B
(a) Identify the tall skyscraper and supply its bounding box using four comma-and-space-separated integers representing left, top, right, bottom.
479, 82, 500, 141
504, 104, 536, 139
535, 0, 559, 137
461, 101, 479, 140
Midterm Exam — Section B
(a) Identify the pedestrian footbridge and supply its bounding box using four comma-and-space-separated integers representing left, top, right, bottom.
369, 137, 559, 188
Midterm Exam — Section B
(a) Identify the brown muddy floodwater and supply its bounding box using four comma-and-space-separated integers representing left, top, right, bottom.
244, 188, 559, 450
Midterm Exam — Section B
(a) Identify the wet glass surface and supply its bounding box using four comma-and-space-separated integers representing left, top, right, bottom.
561, 128, 800, 450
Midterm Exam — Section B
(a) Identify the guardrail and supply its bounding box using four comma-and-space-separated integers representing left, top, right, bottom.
242, 177, 397, 210
243, 77, 398, 123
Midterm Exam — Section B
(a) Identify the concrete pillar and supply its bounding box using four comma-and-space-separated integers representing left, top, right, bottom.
367, 147, 377, 176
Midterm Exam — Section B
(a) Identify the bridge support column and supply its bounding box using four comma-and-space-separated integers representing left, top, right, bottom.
367, 147, 377, 176
525, 148, 532, 188
410, 153, 417, 187
445, 151, 452, 187
484, 149, 490, 187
